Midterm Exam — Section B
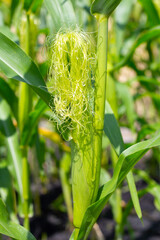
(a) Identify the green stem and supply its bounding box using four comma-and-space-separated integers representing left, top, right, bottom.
22, 147, 30, 230
71, 15, 108, 230
19, 83, 32, 133
19, 11, 32, 230
92, 15, 108, 202
19, 12, 32, 133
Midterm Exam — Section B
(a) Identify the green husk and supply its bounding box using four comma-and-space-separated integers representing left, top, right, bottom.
48, 29, 97, 227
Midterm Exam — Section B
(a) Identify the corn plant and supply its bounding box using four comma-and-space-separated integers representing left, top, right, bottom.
0, 0, 160, 240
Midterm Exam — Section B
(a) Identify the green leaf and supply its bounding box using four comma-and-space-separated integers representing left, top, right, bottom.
91, 0, 122, 17
137, 76, 160, 90
137, 123, 160, 141
0, 32, 51, 106
104, 100, 124, 156
23, 0, 44, 13
0, 167, 15, 218
24, 0, 33, 11
0, 199, 36, 240
0, 97, 23, 198
104, 100, 142, 220
70, 229, 79, 240
44, 0, 77, 32
139, 0, 160, 27
114, 0, 135, 53
127, 171, 142, 219
119, 187, 148, 234
0, 77, 18, 120
11, 0, 20, 20
0, 26, 19, 42
113, 26, 160, 71
21, 99, 48, 146
31, 0, 44, 13
116, 82, 136, 130
134, 169, 160, 211
100, 168, 111, 186
76, 133, 160, 240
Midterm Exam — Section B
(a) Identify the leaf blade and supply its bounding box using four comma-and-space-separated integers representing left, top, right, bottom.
76, 133, 160, 240
0, 97, 23, 198
0, 77, 18, 120
0, 32, 51, 106
0, 199, 36, 240
113, 26, 160, 71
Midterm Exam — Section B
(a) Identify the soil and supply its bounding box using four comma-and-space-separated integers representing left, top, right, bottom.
30, 180, 160, 240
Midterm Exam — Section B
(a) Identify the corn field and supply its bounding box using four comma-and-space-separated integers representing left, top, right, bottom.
0, 0, 160, 240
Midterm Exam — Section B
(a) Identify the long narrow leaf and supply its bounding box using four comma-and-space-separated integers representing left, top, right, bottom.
0, 77, 18, 120
139, 0, 160, 26
0, 167, 15, 218
104, 100, 124, 156
0, 32, 51, 106
76, 133, 160, 240
0, 97, 22, 198
104, 100, 142, 220
113, 26, 160, 71
114, 0, 135, 52
0, 199, 36, 240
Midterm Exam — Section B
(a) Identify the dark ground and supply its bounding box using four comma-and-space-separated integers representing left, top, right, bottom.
30, 180, 160, 240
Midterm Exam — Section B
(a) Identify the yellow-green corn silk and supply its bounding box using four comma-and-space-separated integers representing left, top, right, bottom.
48, 30, 95, 141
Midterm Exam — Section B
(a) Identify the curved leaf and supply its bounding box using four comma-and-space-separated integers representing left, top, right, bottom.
104, 100, 142, 220
0, 97, 23, 198
0, 32, 51, 106
0, 77, 18, 120
113, 26, 160, 71
76, 133, 160, 240
0, 199, 36, 240
0, 26, 19, 42
0, 167, 15, 218
139, 0, 160, 27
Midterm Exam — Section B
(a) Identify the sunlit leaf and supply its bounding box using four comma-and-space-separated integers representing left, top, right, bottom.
113, 26, 160, 71
0, 77, 18, 120
0, 199, 36, 240
0, 32, 51, 106
0, 97, 23, 198
75, 133, 160, 240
